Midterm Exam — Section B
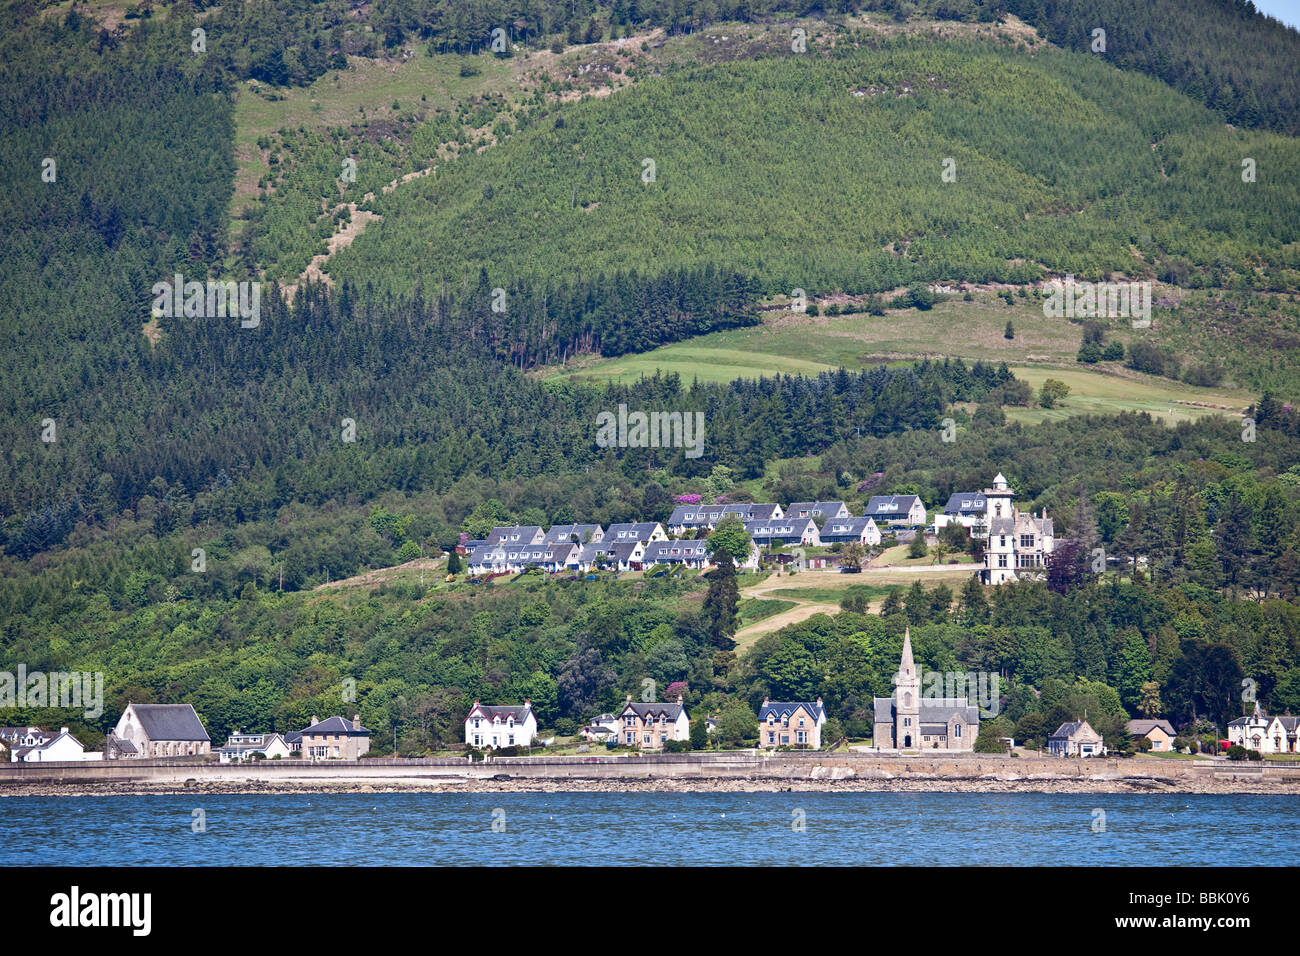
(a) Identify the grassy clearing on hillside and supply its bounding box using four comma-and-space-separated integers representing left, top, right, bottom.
545, 291, 1257, 423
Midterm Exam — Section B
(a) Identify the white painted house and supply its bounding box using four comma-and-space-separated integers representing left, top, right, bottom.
8, 727, 101, 762
465, 700, 538, 749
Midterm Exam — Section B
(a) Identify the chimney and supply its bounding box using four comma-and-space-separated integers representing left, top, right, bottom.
524, 698, 531, 708
352, 714, 361, 731
816, 697, 823, 708
677, 694, 684, 705
60, 727, 68, 735
762, 697, 769, 706
310, 715, 318, 726
626, 694, 633, 704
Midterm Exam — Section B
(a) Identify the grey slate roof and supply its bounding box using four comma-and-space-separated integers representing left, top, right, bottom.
485, 526, 544, 546
873, 697, 979, 727
605, 522, 663, 542
1127, 719, 1176, 737
759, 700, 825, 721
786, 501, 848, 519
864, 495, 924, 519
942, 492, 987, 515
820, 516, 878, 539
129, 704, 211, 742
1049, 721, 1091, 739
644, 541, 710, 562
468, 703, 533, 722
744, 518, 815, 541
545, 524, 603, 544
620, 701, 686, 720
302, 716, 370, 737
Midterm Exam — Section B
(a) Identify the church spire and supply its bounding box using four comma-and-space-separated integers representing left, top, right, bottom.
900, 626, 915, 679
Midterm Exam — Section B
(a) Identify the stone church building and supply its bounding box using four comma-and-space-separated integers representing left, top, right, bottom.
873, 629, 979, 751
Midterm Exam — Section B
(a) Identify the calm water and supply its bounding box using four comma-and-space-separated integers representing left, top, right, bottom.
6, 792, 1298, 866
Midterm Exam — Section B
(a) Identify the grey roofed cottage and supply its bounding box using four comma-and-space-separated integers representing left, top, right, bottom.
785, 501, 850, 520
863, 494, 926, 525
604, 521, 666, 543
544, 523, 605, 544
485, 525, 546, 547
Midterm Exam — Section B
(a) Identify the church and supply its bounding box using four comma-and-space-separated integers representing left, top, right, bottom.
873, 628, 979, 751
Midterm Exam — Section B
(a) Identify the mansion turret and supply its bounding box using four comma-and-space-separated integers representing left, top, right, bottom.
980, 472, 1054, 585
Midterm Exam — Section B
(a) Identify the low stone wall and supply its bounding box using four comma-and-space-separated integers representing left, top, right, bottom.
3, 751, 1295, 788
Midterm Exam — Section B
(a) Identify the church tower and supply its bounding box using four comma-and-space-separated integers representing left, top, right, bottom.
894, 627, 920, 750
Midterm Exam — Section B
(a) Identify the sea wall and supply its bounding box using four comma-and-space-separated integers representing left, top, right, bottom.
2, 750, 1295, 790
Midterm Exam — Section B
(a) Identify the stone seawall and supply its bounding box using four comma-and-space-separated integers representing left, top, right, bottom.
2, 752, 1296, 794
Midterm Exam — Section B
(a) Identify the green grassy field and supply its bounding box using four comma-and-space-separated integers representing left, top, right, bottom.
544, 291, 1255, 424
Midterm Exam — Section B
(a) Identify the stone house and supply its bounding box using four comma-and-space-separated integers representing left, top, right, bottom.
617, 695, 689, 749
758, 698, 826, 749
1048, 720, 1105, 757
981, 473, 1054, 585
300, 715, 371, 760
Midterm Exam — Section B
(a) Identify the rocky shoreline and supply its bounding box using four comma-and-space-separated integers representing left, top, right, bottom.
3, 772, 1296, 797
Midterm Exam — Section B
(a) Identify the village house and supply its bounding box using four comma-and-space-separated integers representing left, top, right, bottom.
758, 698, 826, 749
618, 694, 689, 749
571, 540, 645, 572
642, 540, 712, 569
642, 540, 759, 571
872, 629, 978, 751
666, 503, 783, 534
545, 523, 604, 545
485, 525, 546, 547
936, 492, 989, 536
980, 473, 1054, 585
1228, 702, 1298, 753
218, 731, 292, 763
502, 541, 577, 573
744, 517, 821, 548
786, 501, 851, 520
819, 516, 882, 547
8, 727, 101, 762
1048, 720, 1105, 757
1127, 719, 1177, 752
864, 494, 927, 528
467, 543, 508, 575
580, 712, 620, 742
465, 700, 538, 749
300, 715, 371, 760
0, 726, 51, 751
604, 521, 667, 544
106, 703, 211, 759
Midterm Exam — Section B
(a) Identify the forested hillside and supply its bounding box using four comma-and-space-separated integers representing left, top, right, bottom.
332, 40, 1300, 298
2, 1, 1299, 755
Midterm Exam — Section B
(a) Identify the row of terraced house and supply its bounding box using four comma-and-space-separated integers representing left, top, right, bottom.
463, 473, 1054, 585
